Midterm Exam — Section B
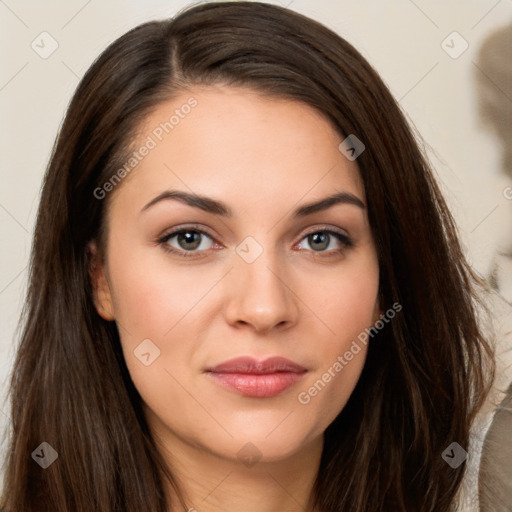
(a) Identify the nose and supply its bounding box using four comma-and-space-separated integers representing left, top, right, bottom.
223, 247, 299, 334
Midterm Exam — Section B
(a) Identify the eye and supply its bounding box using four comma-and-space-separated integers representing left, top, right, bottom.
157, 225, 354, 259
158, 227, 217, 258
296, 228, 353, 256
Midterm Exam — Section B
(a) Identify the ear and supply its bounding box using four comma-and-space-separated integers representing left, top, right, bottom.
372, 300, 383, 324
87, 241, 115, 321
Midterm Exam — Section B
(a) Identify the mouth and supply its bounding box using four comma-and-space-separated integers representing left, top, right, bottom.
205, 356, 307, 398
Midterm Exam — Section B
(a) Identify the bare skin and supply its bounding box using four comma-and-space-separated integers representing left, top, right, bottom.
91, 85, 381, 512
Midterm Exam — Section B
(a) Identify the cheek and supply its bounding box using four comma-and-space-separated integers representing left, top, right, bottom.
310, 254, 379, 346
107, 246, 217, 338
295, 256, 378, 415
104, 245, 219, 392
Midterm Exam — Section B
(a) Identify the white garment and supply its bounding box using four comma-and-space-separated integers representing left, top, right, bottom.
456, 292, 512, 511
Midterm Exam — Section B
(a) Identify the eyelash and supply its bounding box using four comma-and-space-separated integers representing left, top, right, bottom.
157, 224, 354, 260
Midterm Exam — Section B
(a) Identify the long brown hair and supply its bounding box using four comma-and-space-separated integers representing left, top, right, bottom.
0, 2, 495, 511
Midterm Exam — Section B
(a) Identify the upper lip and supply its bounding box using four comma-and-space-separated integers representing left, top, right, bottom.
206, 356, 307, 374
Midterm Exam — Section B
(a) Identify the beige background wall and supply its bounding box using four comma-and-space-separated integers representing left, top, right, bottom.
1, 0, 511, 479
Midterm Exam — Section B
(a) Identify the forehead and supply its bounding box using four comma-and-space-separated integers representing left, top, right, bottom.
109, 85, 365, 215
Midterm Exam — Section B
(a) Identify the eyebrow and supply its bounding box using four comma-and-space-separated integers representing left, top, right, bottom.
140, 189, 365, 217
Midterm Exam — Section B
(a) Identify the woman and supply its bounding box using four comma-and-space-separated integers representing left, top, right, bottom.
0, 2, 498, 511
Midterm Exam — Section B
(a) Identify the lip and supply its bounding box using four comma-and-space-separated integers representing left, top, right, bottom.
205, 356, 307, 398
206, 356, 307, 374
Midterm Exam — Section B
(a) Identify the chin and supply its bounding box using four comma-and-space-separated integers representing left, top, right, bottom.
213, 424, 320, 465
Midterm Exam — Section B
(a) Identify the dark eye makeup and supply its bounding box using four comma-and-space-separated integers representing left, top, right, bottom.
156, 224, 355, 260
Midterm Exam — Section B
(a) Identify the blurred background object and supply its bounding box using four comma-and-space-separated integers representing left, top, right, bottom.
473, 20, 512, 512
473, 20, 512, 304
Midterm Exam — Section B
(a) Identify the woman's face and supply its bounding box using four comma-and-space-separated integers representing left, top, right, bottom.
93, 85, 380, 464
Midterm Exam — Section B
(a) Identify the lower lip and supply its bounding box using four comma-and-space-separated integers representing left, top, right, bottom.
207, 371, 305, 398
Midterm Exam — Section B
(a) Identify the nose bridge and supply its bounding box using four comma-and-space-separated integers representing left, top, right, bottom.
224, 236, 298, 332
